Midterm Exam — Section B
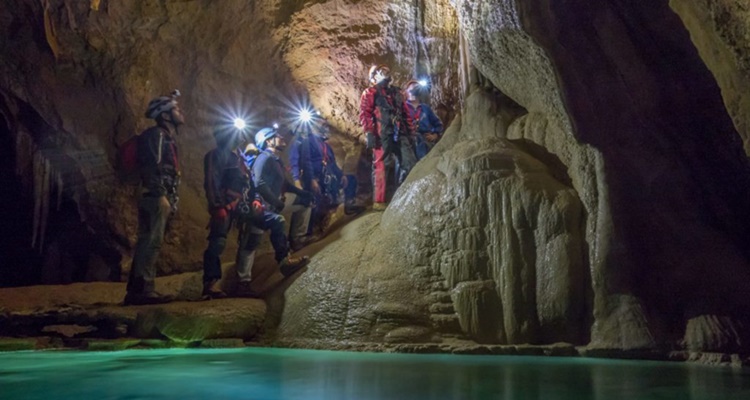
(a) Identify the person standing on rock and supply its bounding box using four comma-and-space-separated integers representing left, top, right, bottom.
359, 64, 417, 211
290, 118, 364, 240
404, 80, 443, 160
201, 125, 260, 299
233, 127, 311, 297
287, 122, 321, 250
124, 90, 184, 306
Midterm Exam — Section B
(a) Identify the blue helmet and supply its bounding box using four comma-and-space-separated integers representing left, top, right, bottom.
255, 127, 278, 149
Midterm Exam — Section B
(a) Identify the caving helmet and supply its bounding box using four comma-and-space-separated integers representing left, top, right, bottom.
213, 125, 246, 148
369, 64, 391, 85
145, 89, 181, 119
404, 79, 421, 98
255, 127, 279, 150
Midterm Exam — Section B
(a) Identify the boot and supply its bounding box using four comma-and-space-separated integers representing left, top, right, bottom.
235, 281, 261, 298
280, 254, 310, 277
123, 291, 175, 306
290, 234, 320, 252
372, 202, 387, 211
202, 280, 227, 299
344, 200, 365, 215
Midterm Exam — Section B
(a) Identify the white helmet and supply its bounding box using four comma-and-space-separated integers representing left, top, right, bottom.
368, 64, 391, 85
145, 89, 180, 119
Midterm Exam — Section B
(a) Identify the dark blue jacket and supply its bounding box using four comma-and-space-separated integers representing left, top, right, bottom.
252, 149, 287, 210
137, 126, 179, 196
406, 102, 443, 134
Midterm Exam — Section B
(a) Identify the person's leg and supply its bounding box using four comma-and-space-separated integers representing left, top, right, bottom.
415, 135, 428, 160
261, 210, 289, 263
236, 224, 263, 282
283, 193, 312, 250
344, 175, 364, 215
396, 136, 417, 185
125, 195, 172, 304
261, 209, 309, 276
202, 216, 231, 283
235, 223, 263, 298
372, 147, 387, 206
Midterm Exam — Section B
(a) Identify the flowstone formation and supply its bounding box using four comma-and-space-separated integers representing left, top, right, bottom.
281, 89, 587, 347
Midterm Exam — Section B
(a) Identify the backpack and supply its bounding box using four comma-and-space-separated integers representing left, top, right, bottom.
115, 134, 140, 185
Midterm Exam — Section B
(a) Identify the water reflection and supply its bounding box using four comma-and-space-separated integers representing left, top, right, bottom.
0, 348, 748, 399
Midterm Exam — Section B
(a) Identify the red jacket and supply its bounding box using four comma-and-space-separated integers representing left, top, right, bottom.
359, 82, 415, 139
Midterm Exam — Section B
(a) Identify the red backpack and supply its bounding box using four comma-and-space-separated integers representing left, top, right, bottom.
115, 134, 140, 185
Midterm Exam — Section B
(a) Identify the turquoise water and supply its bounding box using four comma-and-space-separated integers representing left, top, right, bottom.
0, 348, 748, 399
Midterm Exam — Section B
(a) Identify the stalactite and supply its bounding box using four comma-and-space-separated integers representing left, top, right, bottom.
457, 25, 472, 110
40, 156, 51, 252
42, 0, 62, 60
413, 0, 430, 79
28, 146, 64, 252
31, 150, 43, 249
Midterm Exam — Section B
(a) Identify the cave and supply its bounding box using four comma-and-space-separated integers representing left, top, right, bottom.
1, 0, 750, 397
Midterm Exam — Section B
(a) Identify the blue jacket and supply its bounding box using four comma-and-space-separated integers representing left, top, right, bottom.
406, 102, 443, 135
288, 131, 314, 189
252, 149, 287, 210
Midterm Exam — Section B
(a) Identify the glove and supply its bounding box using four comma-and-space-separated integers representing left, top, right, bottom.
252, 199, 264, 215
225, 199, 239, 211
210, 207, 229, 223
366, 132, 378, 150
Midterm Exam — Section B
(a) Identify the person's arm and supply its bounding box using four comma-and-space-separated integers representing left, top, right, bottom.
288, 139, 302, 183
401, 98, 417, 138
359, 88, 376, 135
253, 154, 285, 211
325, 143, 343, 179
424, 105, 443, 134
138, 127, 167, 195
359, 88, 380, 149
203, 150, 226, 211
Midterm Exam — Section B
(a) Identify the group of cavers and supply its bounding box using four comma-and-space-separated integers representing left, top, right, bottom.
123, 64, 444, 306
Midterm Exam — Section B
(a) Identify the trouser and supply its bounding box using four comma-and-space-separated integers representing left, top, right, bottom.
281, 192, 311, 243
372, 135, 417, 203
236, 223, 263, 282
415, 134, 435, 160
343, 175, 357, 203
202, 214, 232, 284
127, 195, 172, 294
238, 210, 289, 265
307, 175, 359, 234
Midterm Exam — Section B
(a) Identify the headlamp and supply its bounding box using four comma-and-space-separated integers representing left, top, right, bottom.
233, 118, 247, 130
298, 109, 313, 123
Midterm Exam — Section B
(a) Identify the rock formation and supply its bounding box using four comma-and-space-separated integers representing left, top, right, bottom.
1, 0, 750, 361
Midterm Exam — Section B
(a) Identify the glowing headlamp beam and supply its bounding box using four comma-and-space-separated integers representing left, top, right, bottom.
233, 118, 247, 130
418, 79, 428, 87
299, 109, 313, 123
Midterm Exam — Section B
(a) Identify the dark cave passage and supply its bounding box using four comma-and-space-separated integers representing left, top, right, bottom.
0, 107, 40, 287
